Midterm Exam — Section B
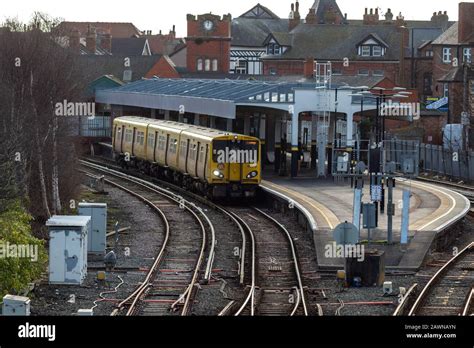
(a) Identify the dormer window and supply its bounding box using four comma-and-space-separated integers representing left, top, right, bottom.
357, 34, 388, 57
267, 43, 281, 55
358, 45, 384, 57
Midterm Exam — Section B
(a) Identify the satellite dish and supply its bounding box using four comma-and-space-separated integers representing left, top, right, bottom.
333, 222, 359, 245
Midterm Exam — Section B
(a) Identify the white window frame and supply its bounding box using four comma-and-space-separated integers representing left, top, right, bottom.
197, 58, 203, 71
463, 47, 472, 63
372, 46, 383, 57
212, 59, 218, 71
443, 83, 449, 98
205, 59, 211, 71
358, 69, 369, 76
442, 47, 452, 63
360, 45, 371, 57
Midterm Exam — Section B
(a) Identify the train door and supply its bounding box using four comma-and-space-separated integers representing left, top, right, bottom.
165, 134, 170, 167
153, 131, 158, 162
185, 139, 190, 174
131, 127, 136, 156
203, 144, 209, 179
120, 125, 125, 153
195, 142, 201, 177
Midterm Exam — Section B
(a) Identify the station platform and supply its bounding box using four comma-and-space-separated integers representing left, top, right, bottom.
261, 169, 470, 271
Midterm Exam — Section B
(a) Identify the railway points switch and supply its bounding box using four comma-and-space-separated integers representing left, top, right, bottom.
46, 216, 90, 285
78, 203, 107, 255
2, 295, 31, 316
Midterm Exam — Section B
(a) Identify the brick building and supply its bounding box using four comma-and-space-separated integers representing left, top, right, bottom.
430, 3, 473, 124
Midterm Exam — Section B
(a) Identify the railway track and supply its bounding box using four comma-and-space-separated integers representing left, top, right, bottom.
229, 207, 308, 316
408, 242, 474, 316
80, 160, 214, 316
81, 157, 311, 316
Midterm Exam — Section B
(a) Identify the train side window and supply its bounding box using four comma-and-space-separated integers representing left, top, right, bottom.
136, 131, 145, 146
124, 129, 133, 143
199, 146, 205, 163
180, 141, 187, 158
190, 144, 197, 161
169, 139, 178, 154
147, 132, 155, 148
158, 135, 166, 151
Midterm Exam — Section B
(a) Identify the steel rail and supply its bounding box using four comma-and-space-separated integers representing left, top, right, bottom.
80, 161, 208, 316
408, 242, 474, 316
253, 207, 309, 316
461, 288, 474, 316
228, 211, 256, 317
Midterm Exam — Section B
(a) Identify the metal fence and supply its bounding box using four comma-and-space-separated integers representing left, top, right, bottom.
386, 140, 474, 182
65, 116, 111, 138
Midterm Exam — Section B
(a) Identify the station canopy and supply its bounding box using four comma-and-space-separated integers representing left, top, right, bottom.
95, 77, 317, 119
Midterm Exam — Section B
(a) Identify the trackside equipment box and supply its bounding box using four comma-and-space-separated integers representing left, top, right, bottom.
78, 203, 107, 254
46, 215, 90, 285
2, 295, 31, 316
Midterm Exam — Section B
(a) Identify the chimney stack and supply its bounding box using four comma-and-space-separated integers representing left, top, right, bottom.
100, 30, 112, 53
305, 8, 317, 25
431, 10, 449, 31
363, 8, 379, 25
289, 1, 301, 30
384, 8, 394, 24
459, 2, 474, 43
86, 25, 97, 54
69, 28, 80, 52
304, 57, 315, 79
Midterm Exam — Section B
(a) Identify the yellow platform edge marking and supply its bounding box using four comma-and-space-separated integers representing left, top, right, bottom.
262, 181, 338, 229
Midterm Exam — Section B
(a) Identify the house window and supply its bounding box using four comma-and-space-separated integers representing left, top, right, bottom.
443, 83, 449, 98
269, 67, 277, 75
372, 46, 383, 57
212, 59, 218, 71
197, 59, 203, 71
332, 69, 342, 75
205, 59, 211, 71
361, 46, 371, 57
373, 70, 384, 76
358, 69, 369, 76
235, 60, 247, 74
425, 50, 434, 57
267, 43, 281, 55
464, 48, 472, 63
442, 47, 452, 63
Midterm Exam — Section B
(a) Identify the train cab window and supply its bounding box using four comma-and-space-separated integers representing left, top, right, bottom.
136, 131, 145, 146
124, 129, 133, 143
158, 135, 166, 150
147, 132, 155, 148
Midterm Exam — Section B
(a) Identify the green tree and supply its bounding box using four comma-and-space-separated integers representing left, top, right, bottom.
0, 201, 47, 298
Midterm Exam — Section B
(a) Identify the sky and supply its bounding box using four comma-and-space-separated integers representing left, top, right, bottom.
1, 0, 462, 35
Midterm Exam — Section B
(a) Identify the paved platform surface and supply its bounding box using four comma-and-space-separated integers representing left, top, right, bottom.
262, 172, 470, 270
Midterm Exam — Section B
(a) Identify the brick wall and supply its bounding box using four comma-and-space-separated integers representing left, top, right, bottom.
145, 56, 180, 78
186, 14, 231, 73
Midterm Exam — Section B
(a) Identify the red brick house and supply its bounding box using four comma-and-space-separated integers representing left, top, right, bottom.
430, 3, 473, 124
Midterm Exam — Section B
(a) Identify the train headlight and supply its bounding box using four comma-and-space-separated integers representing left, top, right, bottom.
213, 170, 224, 179
247, 171, 258, 179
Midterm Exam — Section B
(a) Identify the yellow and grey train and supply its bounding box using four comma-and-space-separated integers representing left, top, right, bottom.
112, 116, 261, 198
